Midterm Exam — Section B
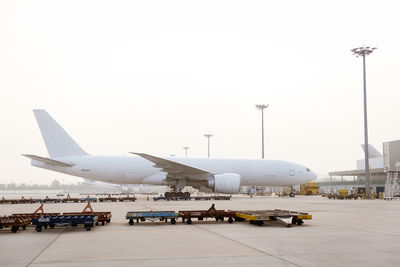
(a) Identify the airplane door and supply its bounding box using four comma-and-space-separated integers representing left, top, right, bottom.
289, 165, 295, 176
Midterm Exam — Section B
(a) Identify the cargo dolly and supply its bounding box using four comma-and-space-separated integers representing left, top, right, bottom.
60, 194, 80, 203
40, 196, 60, 203
118, 195, 137, 202
179, 204, 236, 224
63, 203, 111, 226
0, 196, 40, 204
12, 204, 60, 219
0, 216, 32, 233
99, 194, 118, 202
153, 194, 191, 201
234, 209, 312, 227
33, 215, 98, 231
193, 195, 231, 201
79, 196, 98, 202
126, 211, 178, 225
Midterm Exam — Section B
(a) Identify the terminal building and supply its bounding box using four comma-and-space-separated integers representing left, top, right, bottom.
319, 142, 398, 195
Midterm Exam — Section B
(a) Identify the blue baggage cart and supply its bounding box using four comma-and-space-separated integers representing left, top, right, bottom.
126, 211, 178, 225
32, 215, 98, 231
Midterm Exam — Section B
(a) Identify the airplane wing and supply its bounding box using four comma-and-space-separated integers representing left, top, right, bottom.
130, 153, 213, 181
22, 154, 74, 167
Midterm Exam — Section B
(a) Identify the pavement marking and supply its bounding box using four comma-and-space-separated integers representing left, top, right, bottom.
194, 224, 301, 267
26, 229, 65, 267
315, 221, 400, 237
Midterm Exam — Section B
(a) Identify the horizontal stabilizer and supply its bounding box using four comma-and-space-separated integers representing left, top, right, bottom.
22, 154, 74, 167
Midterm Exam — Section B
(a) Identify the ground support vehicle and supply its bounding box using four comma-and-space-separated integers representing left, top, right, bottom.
99, 194, 118, 202
193, 195, 231, 201
33, 215, 98, 231
63, 203, 111, 226
126, 211, 178, 225
153, 195, 191, 201
12, 204, 60, 220
118, 195, 137, 202
235, 209, 312, 227
60, 194, 80, 203
1, 196, 40, 204
40, 196, 60, 203
79, 196, 98, 202
179, 204, 236, 224
0, 216, 32, 232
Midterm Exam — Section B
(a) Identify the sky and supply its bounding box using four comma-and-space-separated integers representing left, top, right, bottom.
1, 0, 400, 184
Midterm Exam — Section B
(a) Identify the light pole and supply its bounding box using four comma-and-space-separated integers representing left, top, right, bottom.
183, 147, 190, 157
204, 134, 213, 158
255, 104, 269, 159
351, 46, 377, 197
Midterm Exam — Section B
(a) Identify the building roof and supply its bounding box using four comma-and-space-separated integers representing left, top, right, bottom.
328, 168, 385, 177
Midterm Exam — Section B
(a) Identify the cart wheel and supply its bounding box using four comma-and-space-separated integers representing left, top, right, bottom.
250, 220, 254, 224
36, 226, 42, 232
129, 219, 134, 226
257, 221, 264, 226
228, 217, 233, 223
187, 218, 192, 224
171, 218, 176, 225
102, 221, 105, 226
22, 225, 27, 230
44, 224, 48, 229
297, 220, 304, 225
106, 219, 111, 223
86, 226, 91, 231
11, 226, 19, 233
50, 223, 55, 229
96, 222, 99, 226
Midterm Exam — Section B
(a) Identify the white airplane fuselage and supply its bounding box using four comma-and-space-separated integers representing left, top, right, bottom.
32, 155, 316, 187
26, 109, 317, 192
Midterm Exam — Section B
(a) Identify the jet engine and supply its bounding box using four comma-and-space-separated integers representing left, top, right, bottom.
208, 173, 241, 194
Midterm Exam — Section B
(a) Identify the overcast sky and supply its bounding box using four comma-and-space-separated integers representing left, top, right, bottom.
1, 0, 399, 184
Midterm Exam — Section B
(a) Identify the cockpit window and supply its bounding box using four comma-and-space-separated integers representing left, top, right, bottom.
306, 168, 311, 172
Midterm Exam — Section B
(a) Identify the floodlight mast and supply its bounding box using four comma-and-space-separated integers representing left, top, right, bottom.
351, 46, 377, 197
204, 134, 213, 158
255, 104, 269, 159
183, 147, 190, 157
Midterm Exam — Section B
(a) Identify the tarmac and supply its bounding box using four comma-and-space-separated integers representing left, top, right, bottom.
0, 194, 399, 267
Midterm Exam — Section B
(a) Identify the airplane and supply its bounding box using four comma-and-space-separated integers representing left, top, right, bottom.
23, 110, 317, 194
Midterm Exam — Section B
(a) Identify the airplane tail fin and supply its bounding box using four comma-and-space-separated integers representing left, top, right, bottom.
361, 144, 382, 158
33, 110, 89, 158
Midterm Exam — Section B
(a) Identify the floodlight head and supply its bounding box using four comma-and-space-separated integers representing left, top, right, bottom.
204, 134, 213, 138
351, 46, 377, 57
255, 104, 269, 110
